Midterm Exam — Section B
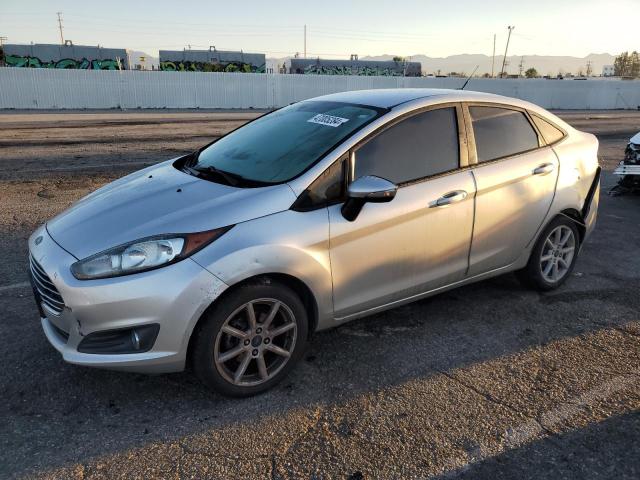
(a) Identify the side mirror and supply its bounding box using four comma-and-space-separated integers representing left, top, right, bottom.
341, 175, 397, 221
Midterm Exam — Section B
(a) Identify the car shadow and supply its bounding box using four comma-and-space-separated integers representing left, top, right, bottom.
435, 410, 640, 479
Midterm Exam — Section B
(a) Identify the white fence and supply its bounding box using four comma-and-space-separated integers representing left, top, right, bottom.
1, 68, 639, 110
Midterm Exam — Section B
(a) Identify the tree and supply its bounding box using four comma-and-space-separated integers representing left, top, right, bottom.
632, 51, 640, 78
524, 67, 538, 78
392, 56, 405, 63
614, 51, 640, 77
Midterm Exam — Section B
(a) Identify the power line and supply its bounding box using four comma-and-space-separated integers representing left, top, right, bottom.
41, 13, 443, 40
59, 14, 442, 38
60, 21, 435, 43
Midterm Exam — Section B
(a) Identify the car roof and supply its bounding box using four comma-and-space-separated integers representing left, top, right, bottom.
307, 88, 509, 109
305, 88, 573, 131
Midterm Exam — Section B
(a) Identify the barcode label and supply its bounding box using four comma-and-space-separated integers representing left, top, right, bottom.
307, 114, 350, 128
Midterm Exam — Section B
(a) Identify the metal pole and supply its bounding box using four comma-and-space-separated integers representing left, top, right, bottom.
500, 26, 514, 78
518, 56, 524, 77
57, 12, 64, 44
491, 34, 496, 78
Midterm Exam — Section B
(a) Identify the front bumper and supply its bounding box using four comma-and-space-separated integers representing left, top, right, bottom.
28, 225, 228, 373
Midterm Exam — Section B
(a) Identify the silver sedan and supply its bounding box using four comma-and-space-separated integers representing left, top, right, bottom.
28, 89, 600, 396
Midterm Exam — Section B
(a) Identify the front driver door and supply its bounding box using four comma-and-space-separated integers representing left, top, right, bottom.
328, 105, 476, 320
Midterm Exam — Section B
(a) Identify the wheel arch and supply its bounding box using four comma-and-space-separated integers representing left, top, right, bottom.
186, 272, 319, 368
558, 208, 586, 242
519, 208, 584, 269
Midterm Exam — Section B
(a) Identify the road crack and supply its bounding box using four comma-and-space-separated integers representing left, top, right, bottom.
435, 368, 555, 437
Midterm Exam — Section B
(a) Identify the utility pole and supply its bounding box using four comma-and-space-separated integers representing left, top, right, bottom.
586, 60, 593, 77
304, 25, 307, 59
518, 56, 524, 77
0, 36, 7, 47
56, 12, 64, 44
491, 34, 496, 78
500, 25, 514, 78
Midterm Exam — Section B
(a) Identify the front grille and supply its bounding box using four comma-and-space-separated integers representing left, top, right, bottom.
29, 255, 65, 315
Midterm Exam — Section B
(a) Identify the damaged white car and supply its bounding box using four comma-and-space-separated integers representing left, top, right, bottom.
612, 131, 640, 194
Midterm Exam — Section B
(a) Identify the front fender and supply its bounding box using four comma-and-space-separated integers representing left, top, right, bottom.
191, 209, 334, 329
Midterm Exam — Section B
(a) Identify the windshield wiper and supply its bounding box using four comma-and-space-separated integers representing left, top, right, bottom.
182, 155, 272, 188
193, 165, 244, 187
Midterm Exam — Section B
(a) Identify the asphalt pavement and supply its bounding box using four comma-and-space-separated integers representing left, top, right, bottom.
0, 110, 638, 479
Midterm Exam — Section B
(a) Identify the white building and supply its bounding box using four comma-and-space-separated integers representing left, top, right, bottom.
602, 65, 615, 77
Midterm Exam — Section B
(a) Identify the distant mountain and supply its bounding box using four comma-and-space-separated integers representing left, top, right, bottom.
267, 53, 616, 76
361, 53, 616, 76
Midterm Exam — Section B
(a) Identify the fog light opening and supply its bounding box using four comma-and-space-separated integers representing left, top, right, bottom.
131, 329, 141, 351
78, 324, 159, 354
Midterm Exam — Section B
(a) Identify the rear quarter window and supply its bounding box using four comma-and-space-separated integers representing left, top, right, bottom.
530, 113, 566, 145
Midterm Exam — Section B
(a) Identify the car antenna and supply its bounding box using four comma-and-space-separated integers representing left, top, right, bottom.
460, 65, 479, 90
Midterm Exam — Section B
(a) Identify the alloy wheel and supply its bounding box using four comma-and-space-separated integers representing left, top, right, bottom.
214, 298, 297, 387
539, 225, 576, 283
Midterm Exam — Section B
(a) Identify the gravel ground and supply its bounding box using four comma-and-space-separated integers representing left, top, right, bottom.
0, 109, 639, 480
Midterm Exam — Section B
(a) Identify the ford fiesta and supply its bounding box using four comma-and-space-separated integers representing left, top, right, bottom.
29, 89, 600, 396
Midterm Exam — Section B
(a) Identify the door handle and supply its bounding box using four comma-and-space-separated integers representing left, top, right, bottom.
434, 190, 467, 207
533, 163, 555, 175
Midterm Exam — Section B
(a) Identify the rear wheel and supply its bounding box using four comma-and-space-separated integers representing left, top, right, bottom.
518, 217, 580, 291
192, 281, 308, 397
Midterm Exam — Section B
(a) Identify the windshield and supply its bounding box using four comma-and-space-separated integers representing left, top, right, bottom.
193, 101, 385, 184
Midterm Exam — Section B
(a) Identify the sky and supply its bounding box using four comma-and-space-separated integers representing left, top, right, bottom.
0, 0, 636, 59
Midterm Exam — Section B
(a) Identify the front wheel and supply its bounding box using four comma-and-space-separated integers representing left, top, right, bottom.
192, 281, 308, 397
517, 217, 581, 291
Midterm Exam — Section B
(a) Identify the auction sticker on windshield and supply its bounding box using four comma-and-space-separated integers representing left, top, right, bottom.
307, 113, 350, 128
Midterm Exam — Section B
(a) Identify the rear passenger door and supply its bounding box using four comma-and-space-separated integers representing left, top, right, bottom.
465, 104, 559, 276
328, 105, 476, 318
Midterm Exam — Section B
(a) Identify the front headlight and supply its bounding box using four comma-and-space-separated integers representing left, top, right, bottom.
71, 227, 231, 280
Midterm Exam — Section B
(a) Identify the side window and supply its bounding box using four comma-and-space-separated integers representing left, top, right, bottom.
293, 158, 346, 211
469, 106, 540, 162
530, 113, 565, 145
354, 107, 460, 184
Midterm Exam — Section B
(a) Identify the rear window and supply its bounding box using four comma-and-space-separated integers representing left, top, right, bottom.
469, 106, 540, 162
195, 101, 384, 184
530, 113, 565, 144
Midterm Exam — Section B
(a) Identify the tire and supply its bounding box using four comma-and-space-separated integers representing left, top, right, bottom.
517, 216, 581, 291
192, 280, 308, 397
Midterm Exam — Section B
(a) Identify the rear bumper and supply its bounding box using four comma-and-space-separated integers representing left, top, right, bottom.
582, 166, 600, 242
29, 225, 228, 373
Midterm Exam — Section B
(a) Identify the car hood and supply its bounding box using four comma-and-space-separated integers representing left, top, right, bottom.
630, 132, 640, 145
47, 159, 297, 259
